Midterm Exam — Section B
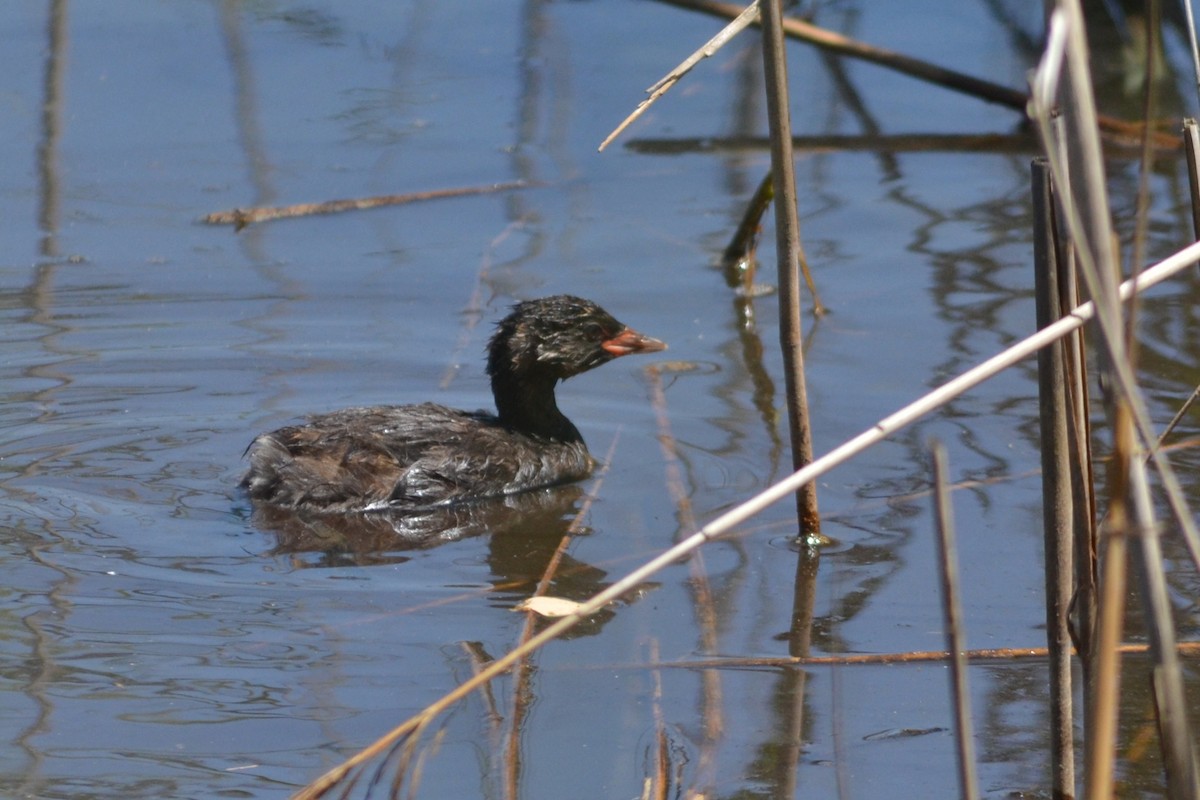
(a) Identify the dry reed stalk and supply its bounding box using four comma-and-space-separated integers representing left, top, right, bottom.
761, 0, 821, 536
655, 0, 1177, 148
202, 181, 529, 228
1031, 11, 1200, 572
1035, 116, 1099, 694
1085, 412, 1131, 800
930, 443, 980, 800
1034, 4, 1200, 795
1031, 159, 1077, 797
1126, 7, 1200, 791
289, 242, 1200, 800
1128, 437, 1200, 797
1037, 12, 1126, 798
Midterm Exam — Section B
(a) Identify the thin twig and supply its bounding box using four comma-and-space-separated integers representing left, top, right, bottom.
201, 181, 530, 229
599, 1, 761, 151
1153, 383, 1200, 452
1086, 414, 1132, 800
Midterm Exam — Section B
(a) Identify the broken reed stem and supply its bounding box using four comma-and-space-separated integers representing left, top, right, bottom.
654, 0, 1177, 148
1030, 158, 1077, 797
721, 172, 827, 313
289, 241, 1200, 800
930, 443, 981, 800
722, 171, 773, 284
1183, 118, 1200, 241
760, 0, 821, 536
201, 181, 530, 228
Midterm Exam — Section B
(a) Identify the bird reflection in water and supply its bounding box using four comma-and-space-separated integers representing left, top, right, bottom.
254, 484, 652, 635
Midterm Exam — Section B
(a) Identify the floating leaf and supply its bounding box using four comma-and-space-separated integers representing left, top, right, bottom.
514, 596, 585, 618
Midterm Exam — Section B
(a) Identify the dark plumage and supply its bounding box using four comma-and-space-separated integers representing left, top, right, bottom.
242, 295, 666, 514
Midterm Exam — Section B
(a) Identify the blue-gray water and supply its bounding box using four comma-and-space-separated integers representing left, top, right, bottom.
3, 2, 1199, 798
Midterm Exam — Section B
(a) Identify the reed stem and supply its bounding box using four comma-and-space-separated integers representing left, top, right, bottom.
760, 0, 820, 536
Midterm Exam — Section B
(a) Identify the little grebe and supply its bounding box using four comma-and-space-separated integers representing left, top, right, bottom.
243, 295, 666, 513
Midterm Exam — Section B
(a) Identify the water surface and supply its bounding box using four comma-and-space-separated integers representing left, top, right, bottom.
3, 2, 1199, 798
